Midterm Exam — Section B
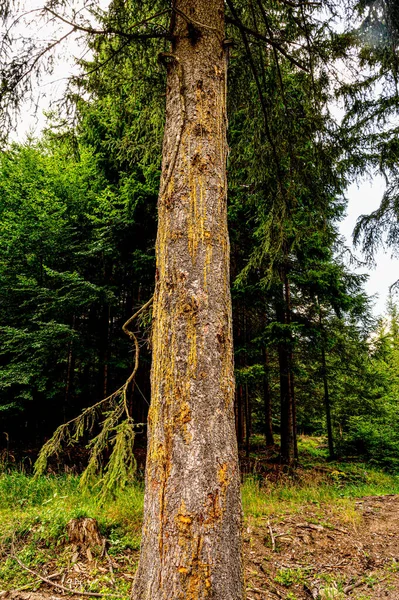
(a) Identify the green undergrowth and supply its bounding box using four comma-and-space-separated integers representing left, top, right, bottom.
0, 473, 144, 595
0, 473, 144, 546
242, 435, 399, 519
241, 465, 399, 518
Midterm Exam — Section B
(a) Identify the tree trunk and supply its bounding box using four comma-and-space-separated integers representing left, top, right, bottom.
276, 277, 295, 466
245, 382, 250, 459
278, 336, 294, 464
262, 347, 274, 446
132, 1, 244, 598
236, 383, 244, 447
321, 345, 334, 459
290, 366, 298, 460
318, 306, 334, 459
284, 274, 297, 462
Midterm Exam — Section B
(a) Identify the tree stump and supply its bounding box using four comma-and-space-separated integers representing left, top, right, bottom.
66, 517, 105, 562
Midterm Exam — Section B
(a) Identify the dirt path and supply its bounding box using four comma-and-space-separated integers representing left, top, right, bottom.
1, 495, 399, 600
245, 494, 399, 599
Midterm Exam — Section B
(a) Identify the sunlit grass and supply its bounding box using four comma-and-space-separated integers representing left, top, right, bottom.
241, 464, 399, 519
0, 472, 144, 548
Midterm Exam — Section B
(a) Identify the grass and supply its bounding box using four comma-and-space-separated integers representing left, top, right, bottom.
241, 435, 399, 519
0, 472, 144, 547
241, 465, 399, 519
0, 474, 144, 595
1, 436, 399, 594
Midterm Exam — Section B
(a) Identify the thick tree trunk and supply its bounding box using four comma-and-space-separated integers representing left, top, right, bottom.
132, 1, 244, 598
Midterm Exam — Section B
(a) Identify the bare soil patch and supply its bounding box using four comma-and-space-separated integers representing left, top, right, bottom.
245, 494, 399, 599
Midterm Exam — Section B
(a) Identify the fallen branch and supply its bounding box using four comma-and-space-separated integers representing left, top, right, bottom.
11, 548, 123, 598
248, 585, 284, 599
296, 522, 324, 532
344, 574, 388, 594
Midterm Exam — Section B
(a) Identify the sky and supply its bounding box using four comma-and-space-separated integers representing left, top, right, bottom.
340, 177, 399, 316
6, 2, 399, 319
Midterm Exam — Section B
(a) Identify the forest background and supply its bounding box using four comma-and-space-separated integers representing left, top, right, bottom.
1, 0, 399, 474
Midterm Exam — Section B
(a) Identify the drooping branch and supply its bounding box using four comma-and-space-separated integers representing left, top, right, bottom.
0, 3, 169, 139
225, 13, 309, 72
34, 297, 153, 497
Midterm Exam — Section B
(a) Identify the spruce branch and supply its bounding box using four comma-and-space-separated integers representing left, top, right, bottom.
34, 297, 153, 496
225, 14, 309, 72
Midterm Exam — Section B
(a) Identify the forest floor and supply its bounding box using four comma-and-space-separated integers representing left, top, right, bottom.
1, 437, 399, 599
2, 494, 399, 600
244, 493, 399, 600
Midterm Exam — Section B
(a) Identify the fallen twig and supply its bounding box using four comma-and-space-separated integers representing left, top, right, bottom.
296, 522, 324, 532
248, 585, 284, 598
105, 552, 116, 586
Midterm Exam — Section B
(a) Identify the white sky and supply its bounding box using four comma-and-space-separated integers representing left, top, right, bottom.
340, 177, 399, 317
6, 2, 399, 318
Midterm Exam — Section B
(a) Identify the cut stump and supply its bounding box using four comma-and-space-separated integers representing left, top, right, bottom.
66, 517, 105, 562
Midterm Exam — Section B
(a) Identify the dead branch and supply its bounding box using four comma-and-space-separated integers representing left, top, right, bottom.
11, 545, 122, 598
11, 549, 123, 598
343, 574, 388, 594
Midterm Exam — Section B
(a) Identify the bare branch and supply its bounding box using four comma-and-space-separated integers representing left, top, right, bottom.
44, 7, 168, 40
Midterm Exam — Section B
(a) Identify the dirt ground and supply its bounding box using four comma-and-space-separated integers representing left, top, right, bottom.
245, 494, 399, 599
1, 494, 399, 600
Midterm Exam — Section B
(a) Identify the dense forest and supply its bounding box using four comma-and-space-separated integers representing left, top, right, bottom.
1, 0, 399, 598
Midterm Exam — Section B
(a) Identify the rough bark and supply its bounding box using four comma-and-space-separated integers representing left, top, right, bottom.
132, 1, 244, 598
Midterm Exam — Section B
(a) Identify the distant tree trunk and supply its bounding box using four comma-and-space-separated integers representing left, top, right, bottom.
318, 306, 334, 459
290, 366, 298, 460
278, 334, 294, 464
236, 383, 245, 447
64, 315, 76, 422
245, 382, 251, 459
277, 273, 296, 465
284, 274, 298, 461
321, 345, 334, 458
263, 347, 274, 446
132, 1, 244, 598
